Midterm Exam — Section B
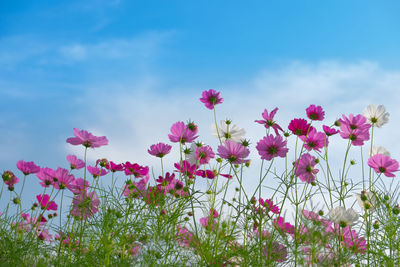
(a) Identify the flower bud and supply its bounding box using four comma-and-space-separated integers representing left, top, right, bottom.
13, 197, 20, 204
283, 132, 290, 137
393, 205, 400, 215
373, 221, 379, 229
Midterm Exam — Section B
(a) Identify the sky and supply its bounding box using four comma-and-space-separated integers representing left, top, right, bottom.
1, 0, 400, 212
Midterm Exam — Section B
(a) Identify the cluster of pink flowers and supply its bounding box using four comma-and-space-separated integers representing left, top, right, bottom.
339, 114, 371, 146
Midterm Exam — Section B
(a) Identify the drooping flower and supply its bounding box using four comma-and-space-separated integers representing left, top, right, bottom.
148, 142, 172, 158
168, 121, 199, 144
123, 162, 149, 178
212, 120, 246, 142
322, 125, 339, 136
288, 118, 312, 136
36, 194, 58, 211
339, 114, 371, 146
306, 104, 325, 121
256, 134, 288, 161
200, 89, 224, 110
328, 206, 359, 226
17, 160, 40, 175
217, 139, 250, 164
70, 190, 100, 219
368, 154, 399, 178
52, 167, 75, 190
69, 178, 90, 195
87, 166, 109, 178
255, 107, 283, 135
355, 191, 377, 211
362, 104, 389, 128
293, 153, 319, 183
66, 155, 85, 170
66, 128, 108, 148
370, 145, 390, 157
299, 128, 327, 152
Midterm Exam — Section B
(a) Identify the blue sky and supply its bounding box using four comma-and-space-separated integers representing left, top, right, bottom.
1, 0, 400, 211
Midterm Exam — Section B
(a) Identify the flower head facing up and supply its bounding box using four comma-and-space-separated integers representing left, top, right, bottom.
66, 155, 85, 170
148, 142, 172, 158
306, 104, 325, 121
329, 206, 359, 226
217, 140, 250, 164
66, 128, 108, 148
70, 190, 100, 220
368, 154, 399, 178
363, 104, 389, 128
294, 153, 319, 183
256, 134, 288, 161
200, 89, 223, 110
288, 118, 312, 136
255, 108, 283, 135
212, 120, 246, 142
17, 160, 40, 175
299, 128, 327, 152
168, 121, 199, 144
36, 194, 58, 211
339, 114, 371, 146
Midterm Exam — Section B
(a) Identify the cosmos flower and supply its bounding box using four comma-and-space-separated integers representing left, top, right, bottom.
328, 206, 359, 226
299, 128, 327, 152
148, 142, 172, 158
174, 160, 198, 179
217, 140, 250, 164
194, 145, 215, 165
212, 120, 246, 142
52, 168, 75, 190
66, 155, 85, 170
306, 104, 325, 121
200, 89, 224, 110
288, 118, 312, 136
370, 145, 390, 157
339, 114, 371, 146
362, 104, 389, 128
368, 154, 399, 178
70, 190, 100, 220
17, 160, 40, 175
322, 125, 339, 136
106, 161, 124, 172
123, 162, 149, 177
255, 107, 283, 135
87, 166, 109, 178
66, 128, 108, 148
256, 134, 289, 161
355, 191, 377, 211
69, 178, 90, 195
36, 194, 58, 211
293, 153, 319, 183
168, 121, 199, 144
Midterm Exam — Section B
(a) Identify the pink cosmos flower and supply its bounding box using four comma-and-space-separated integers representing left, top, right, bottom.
200, 209, 219, 230
200, 89, 224, 110
273, 217, 295, 235
123, 162, 149, 177
217, 140, 250, 164
37, 229, 52, 242
259, 198, 280, 214
299, 128, 327, 152
339, 114, 371, 146
255, 107, 283, 135
87, 166, 109, 178
148, 142, 172, 158
176, 225, 196, 248
294, 153, 319, 183
66, 155, 85, 170
196, 169, 233, 179
106, 161, 124, 172
368, 154, 399, 178
96, 158, 110, 169
66, 128, 108, 148
36, 194, 57, 211
306, 104, 325, 121
123, 174, 150, 198
70, 190, 100, 219
174, 160, 198, 179
168, 121, 199, 144
288, 118, 312, 136
3, 171, 19, 190
302, 210, 332, 228
194, 145, 215, 165
338, 226, 367, 254
322, 125, 339, 136
256, 134, 289, 161
69, 178, 90, 194
36, 168, 54, 188
263, 241, 288, 263
53, 167, 75, 190
156, 172, 176, 195
17, 160, 40, 175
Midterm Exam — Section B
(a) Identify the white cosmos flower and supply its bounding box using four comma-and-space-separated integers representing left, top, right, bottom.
212, 120, 246, 142
328, 206, 359, 226
362, 104, 389, 128
355, 191, 377, 211
370, 145, 391, 157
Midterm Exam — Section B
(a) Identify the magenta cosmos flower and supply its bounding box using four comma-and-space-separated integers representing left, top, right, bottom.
69, 178, 90, 195
52, 167, 75, 190
66, 128, 108, 148
299, 128, 327, 152
36, 194, 58, 211
106, 161, 124, 172
339, 114, 371, 146
168, 121, 199, 144
66, 155, 85, 170
288, 118, 312, 136
194, 145, 215, 165
255, 107, 284, 135
2, 171, 19, 189
148, 142, 172, 158
17, 160, 40, 175
368, 154, 399, 178
174, 160, 198, 179
70, 190, 100, 220
217, 140, 250, 164
87, 166, 109, 178
322, 125, 339, 136
294, 153, 319, 183
123, 162, 149, 178
306, 104, 325, 121
256, 134, 288, 161
199, 89, 224, 110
